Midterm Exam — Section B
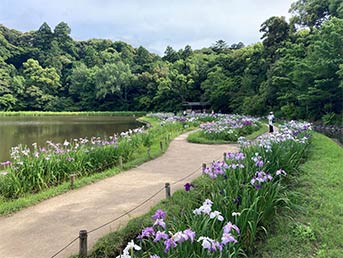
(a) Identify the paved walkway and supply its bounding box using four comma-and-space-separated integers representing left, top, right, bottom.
0, 131, 239, 258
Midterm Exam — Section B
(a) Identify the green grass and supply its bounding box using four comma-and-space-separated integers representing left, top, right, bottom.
244, 125, 268, 140
187, 130, 229, 144
253, 133, 343, 258
0, 117, 192, 216
0, 111, 146, 116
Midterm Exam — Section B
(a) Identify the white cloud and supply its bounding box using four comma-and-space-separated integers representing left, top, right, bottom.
0, 0, 294, 54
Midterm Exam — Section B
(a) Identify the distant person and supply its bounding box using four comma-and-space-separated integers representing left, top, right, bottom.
183, 110, 187, 116
268, 112, 275, 133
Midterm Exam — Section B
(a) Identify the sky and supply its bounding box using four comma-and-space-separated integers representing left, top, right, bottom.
0, 0, 294, 54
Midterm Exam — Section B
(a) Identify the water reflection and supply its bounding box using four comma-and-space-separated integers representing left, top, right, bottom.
0, 116, 142, 161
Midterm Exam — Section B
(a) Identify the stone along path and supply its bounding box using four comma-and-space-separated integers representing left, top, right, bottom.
0, 131, 239, 258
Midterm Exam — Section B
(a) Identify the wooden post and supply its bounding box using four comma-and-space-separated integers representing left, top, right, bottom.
118, 156, 123, 168
160, 141, 163, 151
147, 147, 151, 158
165, 183, 171, 198
70, 174, 76, 189
223, 152, 227, 161
79, 230, 88, 257
202, 163, 207, 173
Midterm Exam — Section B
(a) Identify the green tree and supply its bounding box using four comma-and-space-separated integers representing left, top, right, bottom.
300, 17, 343, 119
211, 40, 229, 53
181, 45, 193, 59
290, 0, 330, 28
260, 16, 290, 62
53, 22, 77, 56
68, 63, 98, 110
0, 59, 17, 110
22, 58, 61, 110
95, 62, 135, 110
230, 42, 245, 50
34, 22, 53, 50
201, 66, 235, 112
163, 46, 179, 63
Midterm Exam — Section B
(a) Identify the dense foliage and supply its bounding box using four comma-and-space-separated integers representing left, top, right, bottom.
0, 0, 342, 123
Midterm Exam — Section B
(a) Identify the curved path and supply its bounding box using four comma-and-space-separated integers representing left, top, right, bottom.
0, 131, 239, 258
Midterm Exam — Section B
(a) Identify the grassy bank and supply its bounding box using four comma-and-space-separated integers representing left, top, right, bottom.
253, 133, 343, 258
0, 117, 191, 215
0, 111, 146, 116
244, 125, 269, 140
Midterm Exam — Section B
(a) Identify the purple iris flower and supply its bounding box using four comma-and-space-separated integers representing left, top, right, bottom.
255, 160, 264, 167
183, 229, 196, 242
184, 183, 194, 191
255, 184, 261, 190
164, 238, 177, 253
221, 233, 238, 244
198, 237, 223, 252
223, 222, 240, 235
152, 209, 166, 220
154, 231, 169, 242
138, 227, 155, 239
233, 196, 241, 204
153, 219, 166, 229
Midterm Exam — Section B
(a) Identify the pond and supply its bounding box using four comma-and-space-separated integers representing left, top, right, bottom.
0, 115, 142, 162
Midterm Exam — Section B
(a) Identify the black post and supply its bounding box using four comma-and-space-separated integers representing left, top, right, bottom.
160, 141, 163, 151
79, 230, 88, 257
165, 183, 171, 198
223, 152, 227, 161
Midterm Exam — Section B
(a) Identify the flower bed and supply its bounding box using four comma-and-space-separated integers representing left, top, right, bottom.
97, 120, 312, 258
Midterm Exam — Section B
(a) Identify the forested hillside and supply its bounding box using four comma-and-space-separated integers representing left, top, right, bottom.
0, 0, 342, 123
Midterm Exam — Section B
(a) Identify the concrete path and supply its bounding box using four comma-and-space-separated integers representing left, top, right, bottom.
0, 131, 239, 258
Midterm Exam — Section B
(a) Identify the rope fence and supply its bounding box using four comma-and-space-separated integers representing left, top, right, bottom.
49, 153, 227, 258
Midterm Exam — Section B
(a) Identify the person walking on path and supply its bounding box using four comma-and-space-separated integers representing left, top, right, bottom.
268, 112, 275, 133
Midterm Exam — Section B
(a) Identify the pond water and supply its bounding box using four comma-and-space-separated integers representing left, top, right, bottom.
0, 115, 142, 162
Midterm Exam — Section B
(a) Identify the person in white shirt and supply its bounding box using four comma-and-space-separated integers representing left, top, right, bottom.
268, 112, 275, 133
